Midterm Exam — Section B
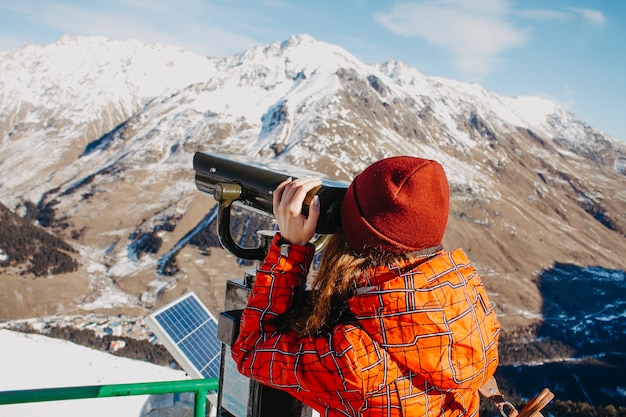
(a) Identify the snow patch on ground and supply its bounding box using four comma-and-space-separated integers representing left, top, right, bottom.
0, 329, 187, 417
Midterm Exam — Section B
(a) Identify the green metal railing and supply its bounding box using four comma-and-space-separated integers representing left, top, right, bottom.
0, 378, 219, 417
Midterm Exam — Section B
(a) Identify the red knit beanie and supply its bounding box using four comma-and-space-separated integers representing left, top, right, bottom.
340, 156, 450, 255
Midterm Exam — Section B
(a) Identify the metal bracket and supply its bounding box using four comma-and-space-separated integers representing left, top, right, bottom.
215, 183, 268, 260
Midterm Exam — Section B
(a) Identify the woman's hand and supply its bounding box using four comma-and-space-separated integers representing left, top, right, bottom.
273, 177, 322, 246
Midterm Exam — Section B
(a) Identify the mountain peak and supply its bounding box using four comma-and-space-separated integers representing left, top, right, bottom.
57, 33, 109, 45
0, 35, 624, 336
281, 33, 317, 49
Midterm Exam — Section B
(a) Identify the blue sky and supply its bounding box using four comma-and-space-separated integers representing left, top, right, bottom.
1, 0, 624, 141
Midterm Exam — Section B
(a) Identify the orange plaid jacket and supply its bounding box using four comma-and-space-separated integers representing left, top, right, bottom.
232, 234, 500, 416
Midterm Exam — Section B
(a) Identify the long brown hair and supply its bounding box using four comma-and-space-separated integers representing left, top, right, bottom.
287, 232, 435, 337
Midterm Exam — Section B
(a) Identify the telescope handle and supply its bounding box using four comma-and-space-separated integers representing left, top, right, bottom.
215, 183, 267, 260
214, 183, 331, 260
193, 152, 349, 259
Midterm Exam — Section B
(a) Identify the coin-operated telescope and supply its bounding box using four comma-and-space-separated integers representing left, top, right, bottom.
193, 151, 348, 260
193, 152, 349, 417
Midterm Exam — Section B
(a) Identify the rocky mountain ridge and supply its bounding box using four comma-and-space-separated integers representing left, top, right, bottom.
0, 34, 624, 334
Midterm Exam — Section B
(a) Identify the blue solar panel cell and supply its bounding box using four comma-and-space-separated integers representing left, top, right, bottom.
147, 292, 221, 380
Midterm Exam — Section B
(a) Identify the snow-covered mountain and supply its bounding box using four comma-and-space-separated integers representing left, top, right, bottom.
0, 35, 217, 203
1, 34, 625, 336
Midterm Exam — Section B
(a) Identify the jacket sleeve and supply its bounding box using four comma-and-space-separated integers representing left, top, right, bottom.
230, 234, 363, 397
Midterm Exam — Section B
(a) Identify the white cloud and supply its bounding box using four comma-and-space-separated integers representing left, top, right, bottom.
518, 6, 605, 27
375, 0, 528, 79
569, 7, 606, 27
0, 0, 259, 57
517, 9, 571, 21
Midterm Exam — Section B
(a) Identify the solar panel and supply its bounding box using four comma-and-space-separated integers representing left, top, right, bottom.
146, 291, 221, 380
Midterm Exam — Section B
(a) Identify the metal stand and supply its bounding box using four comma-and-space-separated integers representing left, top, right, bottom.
215, 230, 315, 417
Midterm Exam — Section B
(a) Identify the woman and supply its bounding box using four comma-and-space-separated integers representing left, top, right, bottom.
232, 156, 501, 416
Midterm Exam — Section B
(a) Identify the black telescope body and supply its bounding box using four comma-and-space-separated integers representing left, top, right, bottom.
193, 152, 349, 259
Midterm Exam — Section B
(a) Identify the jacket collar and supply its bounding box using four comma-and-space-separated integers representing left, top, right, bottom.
356, 245, 443, 289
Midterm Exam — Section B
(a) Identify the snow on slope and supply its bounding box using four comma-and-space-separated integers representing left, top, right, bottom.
0, 34, 603, 208
377, 60, 562, 139
0, 329, 186, 417
0, 35, 217, 110
1, 34, 625, 330
0, 35, 218, 206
